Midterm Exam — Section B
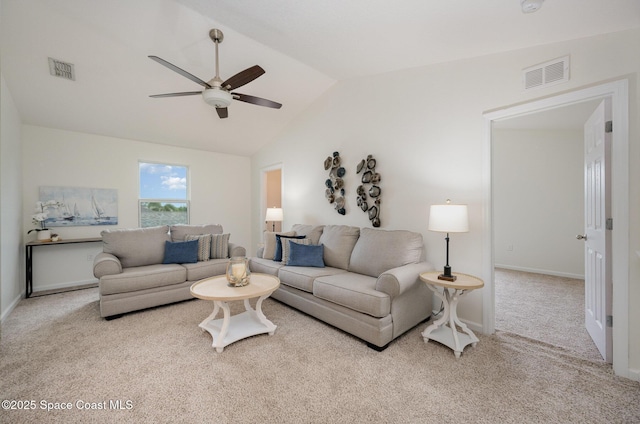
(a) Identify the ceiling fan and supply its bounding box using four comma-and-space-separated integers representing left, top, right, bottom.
148, 29, 282, 119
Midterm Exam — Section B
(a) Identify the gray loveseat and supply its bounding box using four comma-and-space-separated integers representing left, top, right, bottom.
249, 224, 433, 350
93, 224, 245, 319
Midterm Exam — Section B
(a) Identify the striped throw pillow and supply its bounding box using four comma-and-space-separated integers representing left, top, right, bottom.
210, 233, 230, 259
184, 234, 212, 262
282, 238, 310, 265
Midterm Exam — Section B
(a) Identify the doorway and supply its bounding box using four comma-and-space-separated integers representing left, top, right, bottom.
491, 102, 599, 359
262, 165, 283, 232
482, 80, 630, 377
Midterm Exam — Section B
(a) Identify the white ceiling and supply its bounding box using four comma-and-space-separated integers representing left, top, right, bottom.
2, 0, 639, 156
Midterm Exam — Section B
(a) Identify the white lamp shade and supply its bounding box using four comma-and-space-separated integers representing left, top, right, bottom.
428, 204, 469, 233
265, 207, 283, 222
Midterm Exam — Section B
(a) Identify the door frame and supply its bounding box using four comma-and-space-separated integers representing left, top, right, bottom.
482, 79, 629, 377
260, 162, 284, 231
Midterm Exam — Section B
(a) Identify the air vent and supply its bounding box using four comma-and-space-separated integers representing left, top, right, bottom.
523, 56, 569, 90
48, 57, 75, 81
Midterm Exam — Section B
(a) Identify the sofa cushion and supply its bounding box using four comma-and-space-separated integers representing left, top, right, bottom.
278, 266, 347, 293
170, 224, 223, 242
288, 243, 325, 267
318, 225, 360, 270
181, 259, 229, 281
281, 238, 310, 265
349, 228, 423, 278
185, 234, 212, 261
291, 224, 325, 245
274, 235, 306, 261
262, 231, 295, 259
163, 240, 198, 264
211, 233, 230, 259
313, 273, 391, 318
101, 225, 170, 268
99, 263, 187, 295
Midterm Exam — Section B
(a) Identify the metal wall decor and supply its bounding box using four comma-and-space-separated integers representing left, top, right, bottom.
324, 151, 346, 215
356, 154, 381, 227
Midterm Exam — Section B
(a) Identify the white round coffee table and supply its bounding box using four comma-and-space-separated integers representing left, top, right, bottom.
190, 273, 280, 352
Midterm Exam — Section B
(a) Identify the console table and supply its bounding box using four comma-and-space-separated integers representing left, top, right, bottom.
25, 237, 102, 298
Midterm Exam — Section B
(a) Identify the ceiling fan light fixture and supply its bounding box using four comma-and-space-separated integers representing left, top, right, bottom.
202, 88, 232, 108
521, 0, 544, 13
149, 29, 281, 118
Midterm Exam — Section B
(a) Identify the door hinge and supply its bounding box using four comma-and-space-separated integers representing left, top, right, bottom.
607, 315, 613, 327
605, 120, 613, 133
606, 218, 613, 230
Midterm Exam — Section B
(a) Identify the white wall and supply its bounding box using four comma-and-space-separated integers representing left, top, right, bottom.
493, 129, 584, 278
1, 74, 23, 321
22, 126, 251, 292
251, 29, 640, 368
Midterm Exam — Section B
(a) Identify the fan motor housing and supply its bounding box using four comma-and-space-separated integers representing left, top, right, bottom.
202, 88, 232, 108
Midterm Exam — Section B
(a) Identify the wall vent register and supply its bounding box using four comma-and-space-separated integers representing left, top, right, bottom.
48, 57, 75, 81
523, 55, 569, 90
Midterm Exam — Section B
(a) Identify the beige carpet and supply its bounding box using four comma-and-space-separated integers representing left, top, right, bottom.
1, 287, 639, 424
495, 268, 602, 362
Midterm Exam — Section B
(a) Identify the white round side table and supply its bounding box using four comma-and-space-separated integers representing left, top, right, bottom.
419, 271, 484, 358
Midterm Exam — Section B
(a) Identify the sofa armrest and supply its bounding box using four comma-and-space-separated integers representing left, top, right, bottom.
229, 243, 246, 258
375, 262, 434, 298
93, 252, 123, 279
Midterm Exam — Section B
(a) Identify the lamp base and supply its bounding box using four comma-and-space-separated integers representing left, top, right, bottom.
438, 274, 457, 282
438, 265, 456, 281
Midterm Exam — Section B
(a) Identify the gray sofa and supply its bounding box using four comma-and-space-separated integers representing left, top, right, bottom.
93, 224, 245, 319
249, 224, 433, 350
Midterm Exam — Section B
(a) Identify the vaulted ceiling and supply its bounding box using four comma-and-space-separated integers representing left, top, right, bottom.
2, 0, 639, 155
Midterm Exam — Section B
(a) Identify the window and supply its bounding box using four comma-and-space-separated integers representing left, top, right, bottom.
139, 162, 189, 228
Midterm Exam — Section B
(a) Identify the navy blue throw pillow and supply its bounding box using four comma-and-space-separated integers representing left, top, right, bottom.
274, 234, 306, 262
288, 243, 325, 267
163, 240, 199, 264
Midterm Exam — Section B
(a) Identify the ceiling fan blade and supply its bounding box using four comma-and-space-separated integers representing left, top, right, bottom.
222, 65, 265, 91
149, 91, 202, 98
233, 93, 282, 109
148, 56, 211, 89
216, 107, 229, 119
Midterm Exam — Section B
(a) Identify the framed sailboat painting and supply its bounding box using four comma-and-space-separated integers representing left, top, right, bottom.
38, 186, 118, 227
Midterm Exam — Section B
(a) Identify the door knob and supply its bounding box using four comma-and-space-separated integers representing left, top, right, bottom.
576, 234, 587, 241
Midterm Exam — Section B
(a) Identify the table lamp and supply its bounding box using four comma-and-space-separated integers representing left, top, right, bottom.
428, 200, 469, 281
265, 207, 283, 232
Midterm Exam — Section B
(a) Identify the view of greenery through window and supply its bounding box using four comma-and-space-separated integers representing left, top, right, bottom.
139, 162, 189, 228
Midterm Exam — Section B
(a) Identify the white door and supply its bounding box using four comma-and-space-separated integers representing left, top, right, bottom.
582, 99, 612, 362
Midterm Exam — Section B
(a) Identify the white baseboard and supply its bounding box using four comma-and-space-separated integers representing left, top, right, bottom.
628, 368, 640, 382
0, 293, 23, 324
494, 264, 584, 280
32, 278, 98, 293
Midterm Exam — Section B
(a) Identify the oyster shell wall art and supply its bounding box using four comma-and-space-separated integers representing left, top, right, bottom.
356, 154, 381, 227
324, 151, 346, 215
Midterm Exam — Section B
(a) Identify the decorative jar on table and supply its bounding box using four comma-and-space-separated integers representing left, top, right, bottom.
226, 257, 250, 287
